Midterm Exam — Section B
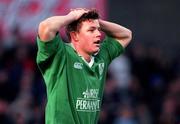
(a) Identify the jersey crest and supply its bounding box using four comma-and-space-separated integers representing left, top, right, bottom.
74, 62, 83, 69
98, 63, 104, 75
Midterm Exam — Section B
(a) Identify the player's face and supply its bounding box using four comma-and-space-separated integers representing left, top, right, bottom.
77, 19, 101, 54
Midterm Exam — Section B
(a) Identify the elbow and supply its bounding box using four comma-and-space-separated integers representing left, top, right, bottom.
127, 29, 132, 43
121, 29, 132, 47
124, 29, 132, 47
38, 21, 50, 35
38, 21, 52, 41
115, 29, 133, 48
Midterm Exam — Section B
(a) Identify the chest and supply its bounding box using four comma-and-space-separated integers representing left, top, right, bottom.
66, 55, 106, 83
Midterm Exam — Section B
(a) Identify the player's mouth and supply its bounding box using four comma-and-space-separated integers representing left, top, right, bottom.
94, 40, 101, 45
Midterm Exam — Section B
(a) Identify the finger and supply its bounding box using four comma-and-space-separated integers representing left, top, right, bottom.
71, 8, 88, 12
83, 8, 89, 11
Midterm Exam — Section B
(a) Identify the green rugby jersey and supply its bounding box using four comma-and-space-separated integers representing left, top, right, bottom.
36, 34, 124, 124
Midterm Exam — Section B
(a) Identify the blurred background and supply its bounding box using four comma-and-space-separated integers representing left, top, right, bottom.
0, 0, 179, 124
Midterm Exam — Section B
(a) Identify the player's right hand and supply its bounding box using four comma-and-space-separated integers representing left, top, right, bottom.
68, 8, 89, 20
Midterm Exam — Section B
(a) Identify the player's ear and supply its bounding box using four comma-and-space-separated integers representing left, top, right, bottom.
70, 31, 79, 42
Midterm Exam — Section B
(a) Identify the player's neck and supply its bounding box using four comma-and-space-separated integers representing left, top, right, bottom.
71, 43, 91, 62
76, 50, 91, 63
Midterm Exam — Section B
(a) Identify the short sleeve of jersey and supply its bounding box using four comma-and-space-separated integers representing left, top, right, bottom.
99, 35, 125, 65
36, 33, 65, 74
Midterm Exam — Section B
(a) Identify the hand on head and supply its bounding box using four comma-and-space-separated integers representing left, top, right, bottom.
68, 8, 89, 20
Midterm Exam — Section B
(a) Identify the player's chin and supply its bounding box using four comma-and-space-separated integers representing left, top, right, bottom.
92, 47, 100, 53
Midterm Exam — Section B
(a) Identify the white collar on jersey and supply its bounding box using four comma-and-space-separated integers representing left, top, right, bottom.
68, 43, 94, 68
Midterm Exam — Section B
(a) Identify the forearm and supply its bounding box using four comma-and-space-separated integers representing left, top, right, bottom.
99, 19, 132, 47
38, 14, 74, 41
38, 9, 88, 42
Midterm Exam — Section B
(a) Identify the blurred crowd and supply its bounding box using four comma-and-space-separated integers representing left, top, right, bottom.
0, 28, 180, 124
